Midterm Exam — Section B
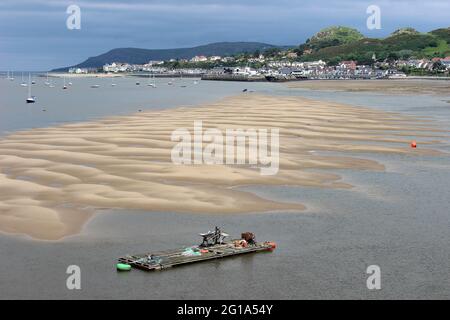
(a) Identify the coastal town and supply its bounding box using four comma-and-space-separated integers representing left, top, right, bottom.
68, 51, 450, 82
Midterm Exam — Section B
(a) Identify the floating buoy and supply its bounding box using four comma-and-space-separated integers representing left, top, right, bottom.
411, 141, 417, 148
116, 263, 131, 271
265, 241, 277, 251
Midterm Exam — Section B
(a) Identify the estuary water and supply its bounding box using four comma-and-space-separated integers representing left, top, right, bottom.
0, 77, 449, 299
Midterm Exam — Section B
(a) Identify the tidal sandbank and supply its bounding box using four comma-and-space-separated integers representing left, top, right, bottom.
0, 94, 446, 240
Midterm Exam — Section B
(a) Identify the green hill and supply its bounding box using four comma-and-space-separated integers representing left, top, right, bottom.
297, 26, 450, 64
390, 27, 420, 37
306, 26, 364, 50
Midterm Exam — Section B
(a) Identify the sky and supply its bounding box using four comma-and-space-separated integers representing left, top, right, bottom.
0, 0, 449, 71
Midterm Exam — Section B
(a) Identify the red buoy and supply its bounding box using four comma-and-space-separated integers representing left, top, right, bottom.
265, 241, 277, 251
411, 141, 417, 148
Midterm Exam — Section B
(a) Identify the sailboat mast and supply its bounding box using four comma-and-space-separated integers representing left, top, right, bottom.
28, 73, 31, 97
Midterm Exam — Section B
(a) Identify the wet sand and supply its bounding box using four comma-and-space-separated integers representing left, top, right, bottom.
288, 79, 450, 95
0, 94, 445, 240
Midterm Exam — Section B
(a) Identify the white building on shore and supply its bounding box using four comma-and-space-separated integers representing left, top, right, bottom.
68, 67, 89, 74
103, 62, 131, 73
190, 55, 208, 62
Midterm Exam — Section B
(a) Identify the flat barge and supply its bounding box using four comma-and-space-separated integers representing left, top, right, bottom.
117, 227, 276, 271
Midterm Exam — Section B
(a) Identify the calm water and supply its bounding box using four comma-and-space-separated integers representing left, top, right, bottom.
0, 77, 449, 299
0, 76, 272, 134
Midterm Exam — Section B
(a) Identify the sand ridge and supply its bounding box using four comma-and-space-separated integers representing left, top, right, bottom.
287, 79, 450, 95
0, 94, 446, 240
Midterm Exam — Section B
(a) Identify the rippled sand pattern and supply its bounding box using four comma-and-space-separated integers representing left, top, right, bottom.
288, 79, 450, 95
0, 94, 445, 239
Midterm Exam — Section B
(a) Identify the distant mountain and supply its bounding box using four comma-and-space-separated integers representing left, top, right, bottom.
297, 26, 450, 64
53, 42, 289, 71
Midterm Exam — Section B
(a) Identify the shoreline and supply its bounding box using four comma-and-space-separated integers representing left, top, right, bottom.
45, 73, 125, 78
0, 93, 447, 240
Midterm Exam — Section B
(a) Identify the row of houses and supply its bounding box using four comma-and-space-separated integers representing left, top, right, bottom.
433, 57, 450, 67
394, 57, 450, 70
103, 62, 133, 73
206, 59, 411, 80
102, 55, 450, 77
189, 55, 236, 63
189, 52, 300, 64
68, 67, 90, 74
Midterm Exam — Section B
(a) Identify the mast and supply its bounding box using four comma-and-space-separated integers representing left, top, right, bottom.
28, 73, 32, 98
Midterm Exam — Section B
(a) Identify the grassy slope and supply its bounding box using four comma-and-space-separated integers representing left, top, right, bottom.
300, 28, 450, 63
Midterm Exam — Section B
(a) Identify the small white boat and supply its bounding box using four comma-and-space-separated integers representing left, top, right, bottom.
91, 84, 100, 88
44, 72, 50, 86
20, 72, 28, 86
62, 76, 67, 89
147, 74, 157, 88
147, 74, 154, 87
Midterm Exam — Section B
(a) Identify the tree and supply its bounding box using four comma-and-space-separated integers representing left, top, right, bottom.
264, 48, 282, 58
432, 60, 446, 72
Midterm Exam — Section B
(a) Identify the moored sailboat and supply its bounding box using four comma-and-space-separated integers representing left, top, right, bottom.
26, 74, 36, 103
20, 72, 28, 87
44, 72, 50, 86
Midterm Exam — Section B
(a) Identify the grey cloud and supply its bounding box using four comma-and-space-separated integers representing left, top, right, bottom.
1, 0, 449, 70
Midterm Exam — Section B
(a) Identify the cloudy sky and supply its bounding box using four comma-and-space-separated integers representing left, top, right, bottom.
1, 0, 449, 70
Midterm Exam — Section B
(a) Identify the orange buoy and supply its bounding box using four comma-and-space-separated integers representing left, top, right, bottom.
265, 241, 277, 251
411, 141, 417, 148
